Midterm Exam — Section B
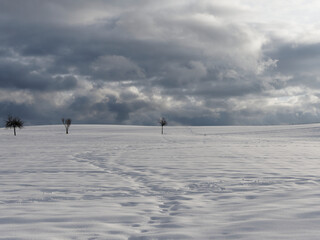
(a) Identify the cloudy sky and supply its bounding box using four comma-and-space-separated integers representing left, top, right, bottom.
1, 0, 320, 125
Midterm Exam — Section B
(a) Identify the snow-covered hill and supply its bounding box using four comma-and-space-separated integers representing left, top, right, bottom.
1, 124, 320, 239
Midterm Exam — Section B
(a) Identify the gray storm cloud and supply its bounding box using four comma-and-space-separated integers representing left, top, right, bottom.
1, 0, 320, 125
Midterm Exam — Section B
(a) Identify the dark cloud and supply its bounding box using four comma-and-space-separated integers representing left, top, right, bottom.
0, 60, 78, 91
267, 42, 320, 74
1, 1, 320, 126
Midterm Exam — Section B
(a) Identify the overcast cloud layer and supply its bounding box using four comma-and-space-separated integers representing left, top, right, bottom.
1, 0, 320, 125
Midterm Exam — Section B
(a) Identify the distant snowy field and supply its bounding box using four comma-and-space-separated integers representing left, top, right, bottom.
1, 124, 320, 239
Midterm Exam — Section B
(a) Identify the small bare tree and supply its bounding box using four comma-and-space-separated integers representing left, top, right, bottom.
62, 118, 72, 134
5, 115, 24, 136
159, 117, 167, 135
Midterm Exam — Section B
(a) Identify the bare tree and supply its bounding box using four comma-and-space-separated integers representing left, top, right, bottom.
5, 115, 24, 136
62, 118, 72, 134
159, 117, 167, 135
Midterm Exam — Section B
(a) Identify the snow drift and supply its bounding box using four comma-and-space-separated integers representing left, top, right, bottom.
1, 124, 320, 239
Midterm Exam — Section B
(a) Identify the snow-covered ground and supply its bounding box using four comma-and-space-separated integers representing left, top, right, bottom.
1, 124, 320, 239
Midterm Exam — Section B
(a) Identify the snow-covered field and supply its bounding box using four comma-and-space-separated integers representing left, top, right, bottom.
1, 124, 320, 239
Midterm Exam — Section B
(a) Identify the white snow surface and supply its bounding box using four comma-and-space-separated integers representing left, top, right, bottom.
1, 124, 320, 239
